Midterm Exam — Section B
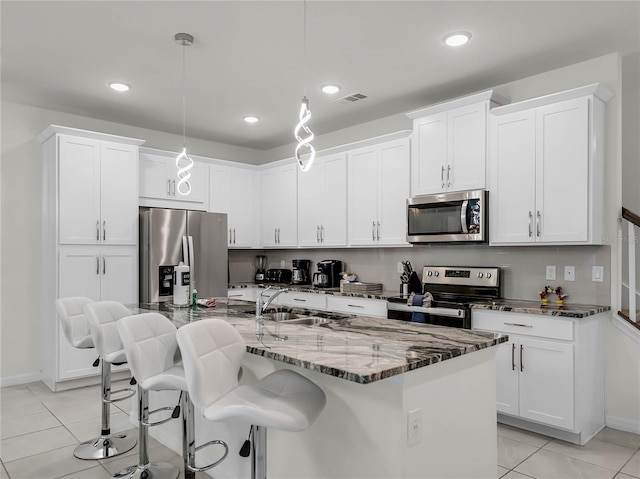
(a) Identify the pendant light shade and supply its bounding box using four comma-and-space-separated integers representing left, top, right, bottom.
175, 32, 194, 196
294, 1, 315, 172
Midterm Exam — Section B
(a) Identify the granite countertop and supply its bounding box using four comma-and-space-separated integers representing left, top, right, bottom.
471, 299, 611, 318
228, 282, 399, 300
131, 299, 507, 385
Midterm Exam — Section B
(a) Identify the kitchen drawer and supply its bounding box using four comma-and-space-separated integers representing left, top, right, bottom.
227, 288, 259, 302
472, 310, 574, 341
327, 296, 387, 317
278, 292, 327, 310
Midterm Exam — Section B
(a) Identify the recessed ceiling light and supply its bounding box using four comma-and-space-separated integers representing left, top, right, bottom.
443, 31, 471, 47
321, 84, 341, 95
108, 81, 130, 92
244, 116, 260, 124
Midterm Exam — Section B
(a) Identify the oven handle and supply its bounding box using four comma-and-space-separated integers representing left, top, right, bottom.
460, 200, 469, 234
386, 302, 465, 318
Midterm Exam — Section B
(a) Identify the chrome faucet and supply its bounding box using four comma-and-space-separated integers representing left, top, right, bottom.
255, 286, 288, 320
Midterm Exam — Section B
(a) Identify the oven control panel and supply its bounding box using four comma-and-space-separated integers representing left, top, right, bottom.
422, 266, 500, 287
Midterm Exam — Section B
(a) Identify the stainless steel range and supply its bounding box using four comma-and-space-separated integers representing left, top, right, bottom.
387, 266, 502, 328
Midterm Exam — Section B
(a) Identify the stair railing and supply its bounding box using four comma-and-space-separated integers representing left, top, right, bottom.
621, 207, 639, 329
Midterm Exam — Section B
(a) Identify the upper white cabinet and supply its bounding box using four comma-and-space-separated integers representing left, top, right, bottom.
347, 137, 410, 246
489, 84, 612, 245
298, 152, 347, 247
39, 125, 143, 390
261, 162, 298, 247
57, 135, 138, 245
406, 90, 507, 196
139, 148, 209, 211
210, 163, 260, 248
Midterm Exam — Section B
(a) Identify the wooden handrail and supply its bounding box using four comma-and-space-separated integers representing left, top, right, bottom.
622, 207, 640, 228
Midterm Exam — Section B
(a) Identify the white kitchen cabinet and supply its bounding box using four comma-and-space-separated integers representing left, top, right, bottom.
489, 84, 612, 245
261, 162, 298, 247
139, 148, 209, 211
227, 288, 260, 302
39, 126, 143, 390
347, 137, 410, 246
210, 163, 260, 248
58, 135, 138, 245
407, 90, 506, 196
298, 152, 347, 247
278, 291, 327, 310
326, 296, 387, 317
473, 309, 605, 445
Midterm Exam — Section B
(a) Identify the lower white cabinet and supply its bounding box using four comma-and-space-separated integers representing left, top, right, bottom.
278, 292, 327, 310
227, 288, 260, 302
473, 309, 605, 444
326, 296, 387, 317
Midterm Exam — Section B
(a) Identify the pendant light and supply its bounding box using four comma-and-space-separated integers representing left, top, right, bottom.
294, 0, 315, 172
175, 32, 194, 196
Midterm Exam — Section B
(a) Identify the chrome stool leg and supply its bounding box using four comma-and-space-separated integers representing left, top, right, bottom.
112, 386, 179, 479
251, 426, 267, 479
73, 360, 137, 460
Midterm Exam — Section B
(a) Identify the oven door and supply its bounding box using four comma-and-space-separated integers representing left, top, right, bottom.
406, 190, 487, 243
386, 301, 471, 329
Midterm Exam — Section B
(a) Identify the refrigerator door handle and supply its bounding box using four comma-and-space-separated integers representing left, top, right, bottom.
182, 235, 189, 265
188, 235, 195, 285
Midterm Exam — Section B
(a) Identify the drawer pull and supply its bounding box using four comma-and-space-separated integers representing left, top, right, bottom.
293, 298, 307, 302
520, 344, 524, 372
228, 293, 243, 298
504, 322, 533, 328
511, 343, 516, 371
347, 304, 364, 308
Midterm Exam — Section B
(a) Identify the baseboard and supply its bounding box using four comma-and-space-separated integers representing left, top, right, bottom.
0, 371, 42, 388
606, 414, 640, 434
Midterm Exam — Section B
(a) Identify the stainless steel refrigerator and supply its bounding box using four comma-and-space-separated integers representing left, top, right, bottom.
139, 207, 228, 303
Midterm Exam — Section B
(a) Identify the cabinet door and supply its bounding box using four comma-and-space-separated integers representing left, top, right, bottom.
378, 139, 410, 245
495, 339, 520, 416
411, 112, 448, 195
489, 110, 537, 244
100, 142, 138, 245
321, 153, 348, 246
536, 98, 589, 243
298, 157, 325, 246
261, 163, 297, 247
261, 167, 279, 247
168, 160, 209, 208
448, 103, 487, 192
518, 337, 574, 429
100, 246, 138, 303
58, 136, 101, 244
230, 168, 258, 248
209, 165, 232, 216
347, 147, 379, 245
139, 153, 171, 200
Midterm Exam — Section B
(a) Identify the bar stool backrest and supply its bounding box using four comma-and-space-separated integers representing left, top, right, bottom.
176, 319, 246, 410
84, 301, 131, 358
55, 297, 94, 349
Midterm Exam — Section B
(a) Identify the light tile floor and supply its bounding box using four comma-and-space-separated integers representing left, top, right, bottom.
1, 380, 639, 479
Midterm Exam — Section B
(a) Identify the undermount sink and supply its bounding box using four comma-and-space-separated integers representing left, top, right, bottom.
263, 311, 300, 321
262, 311, 330, 326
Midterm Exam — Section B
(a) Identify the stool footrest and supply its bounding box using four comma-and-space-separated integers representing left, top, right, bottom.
105, 387, 136, 404
186, 440, 229, 473
141, 407, 177, 427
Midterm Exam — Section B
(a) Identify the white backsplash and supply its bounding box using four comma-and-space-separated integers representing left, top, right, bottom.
229, 244, 611, 306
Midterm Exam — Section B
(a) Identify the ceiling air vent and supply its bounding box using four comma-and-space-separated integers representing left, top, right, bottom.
335, 92, 368, 104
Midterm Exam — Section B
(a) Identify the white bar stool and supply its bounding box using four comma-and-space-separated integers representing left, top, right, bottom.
176, 318, 326, 479
80, 301, 138, 460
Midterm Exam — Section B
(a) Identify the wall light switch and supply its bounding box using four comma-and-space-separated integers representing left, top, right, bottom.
564, 266, 576, 282
592, 266, 604, 283
545, 265, 556, 281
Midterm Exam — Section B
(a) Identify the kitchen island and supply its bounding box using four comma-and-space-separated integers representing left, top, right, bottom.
130, 300, 507, 479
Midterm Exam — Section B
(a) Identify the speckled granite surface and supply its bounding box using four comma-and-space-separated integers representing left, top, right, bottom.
471, 299, 610, 318
131, 300, 507, 384
228, 282, 399, 300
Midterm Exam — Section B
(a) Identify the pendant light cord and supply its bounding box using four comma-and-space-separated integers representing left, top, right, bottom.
303, 0, 307, 97
181, 42, 187, 149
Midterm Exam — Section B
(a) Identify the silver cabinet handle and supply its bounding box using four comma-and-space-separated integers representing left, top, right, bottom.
172, 179, 176, 196
96, 221, 100, 241
228, 293, 243, 298
293, 298, 307, 302
317, 225, 320, 243
167, 179, 171, 196
372, 221, 376, 241
511, 343, 516, 371
536, 210, 541, 237
447, 165, 451, 188
347, 304, 364, 308
377, 221, 380, 241
96, 256, 100, 275
233, 228, 236, 244
528, 211, 533, 237
274, 228, 277, 244
520, 344, 524, 372
504, 322, 533, 328
103, 220, 106, 241
229, 229, 232, 244
103, 256, 106, 275
321, 225, 325, 242
277, 228, 281, 244
441, 165, 445, 188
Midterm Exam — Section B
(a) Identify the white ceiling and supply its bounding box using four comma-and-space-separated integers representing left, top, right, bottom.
2, 1, 639, 151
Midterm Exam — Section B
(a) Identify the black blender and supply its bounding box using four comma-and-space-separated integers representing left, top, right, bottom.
255, 255, 267, 283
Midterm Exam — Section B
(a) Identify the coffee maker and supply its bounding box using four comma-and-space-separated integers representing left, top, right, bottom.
291, 259, 311, 285
313, 260, 342, 288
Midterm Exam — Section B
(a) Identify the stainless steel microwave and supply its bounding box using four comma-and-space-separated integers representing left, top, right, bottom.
406, 190, 488, 243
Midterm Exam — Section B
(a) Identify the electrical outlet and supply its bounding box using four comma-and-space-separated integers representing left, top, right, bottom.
564, 266, 576, 282
407, 409, 422, 446
545, 265, 556, 281
592, 266, 604, 282
280, 259, 285, 268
